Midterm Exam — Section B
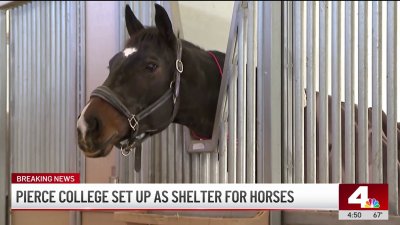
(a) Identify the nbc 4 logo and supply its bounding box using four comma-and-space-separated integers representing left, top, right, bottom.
348, 186, 380, 208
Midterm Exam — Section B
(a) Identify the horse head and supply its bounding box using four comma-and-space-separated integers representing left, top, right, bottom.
77, 4, 182, 157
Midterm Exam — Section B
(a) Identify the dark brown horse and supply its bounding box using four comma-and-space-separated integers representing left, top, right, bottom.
77, 4, 223, 157
77, 4, 399, 186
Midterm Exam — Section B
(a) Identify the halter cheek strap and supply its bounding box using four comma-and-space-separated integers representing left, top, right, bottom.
90, 39, 183, 158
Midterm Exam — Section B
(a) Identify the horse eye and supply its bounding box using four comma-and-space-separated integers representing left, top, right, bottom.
145, 63, 158, 72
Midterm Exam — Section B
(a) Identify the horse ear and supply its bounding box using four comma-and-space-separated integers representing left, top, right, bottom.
154, 4, 175, 44
125, 5, 144, 37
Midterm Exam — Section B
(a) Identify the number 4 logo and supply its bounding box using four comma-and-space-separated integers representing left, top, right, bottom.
348, 186, 369, 208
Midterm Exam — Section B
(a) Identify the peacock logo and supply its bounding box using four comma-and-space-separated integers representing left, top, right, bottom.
364, 198, 380, 208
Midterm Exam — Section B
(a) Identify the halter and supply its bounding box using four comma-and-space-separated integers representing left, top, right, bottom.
90, 39, 183, 157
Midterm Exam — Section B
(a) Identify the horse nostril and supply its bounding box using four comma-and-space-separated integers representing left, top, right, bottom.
88, 116, 101, 132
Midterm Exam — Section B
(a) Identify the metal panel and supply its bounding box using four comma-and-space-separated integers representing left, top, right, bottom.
387, 1, 398, 215
9, 1, 84, 173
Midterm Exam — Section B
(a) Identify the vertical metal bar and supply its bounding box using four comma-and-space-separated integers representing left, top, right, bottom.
319, 1, 330, 184
167, 125, 175, 183
161, 131, 168, 183
387, 1, 398, 215
61, 1, 67, 172
183, 128, 191, 183
331, 1, 342, 183
200, 153, 210, 183
31, 1, 37, 172
141, 139, 150, 183
264, 1, 282, 184
306, 1, 317, 183
237, 2, 246, 183
246, 1, 256, 183
344, 1, 356, 184
256, 1, 264, 183
175, 125, 183, 183
24, 4, 30, 172
228, 55, 238, 183
154, 134, 161, 182
357, 1, 369, 183
219, 106, 228, 183
210, 150, 219, 183
191, 153, 200, 183
371, 1, 383, 183
283, 1, 294, 184
294, 1, 305, 183
265, 3, 282, 224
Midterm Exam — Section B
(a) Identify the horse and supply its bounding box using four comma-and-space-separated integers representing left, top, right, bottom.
77, 4, 224, 158
77, 4, 399, 185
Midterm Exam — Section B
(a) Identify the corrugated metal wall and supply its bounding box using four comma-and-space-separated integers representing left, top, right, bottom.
284, 1, 399, 216
8, 1, 85, 173
0, 7, 8, 225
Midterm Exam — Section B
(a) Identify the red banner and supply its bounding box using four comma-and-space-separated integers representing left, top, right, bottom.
12, 173, 80, 184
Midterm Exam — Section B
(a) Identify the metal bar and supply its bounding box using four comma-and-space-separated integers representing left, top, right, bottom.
167, 125, 175, 183
24, 4, 30, 172
256, 1, 264, 183
386, 1, 398, 215
154, 134, 161, 182
293, 1, 305, 183
45, 2, 51, 172
306, 1, 317, 183
331, 1, 342, 183
344, 1, 356, 184
175, 125, 183, 183
191, 153, 200, 183
161, 130, 167, 183
318, 1, 330, 184
371, 1, 383, 183
264, 2, 283, 224
200, 153, 210, 183
228, 52, 238, 183
264, 1, 282, 184
31, 1, 37, 172
219, 105, 228, 183
182, 128, 191, 183
283, 1, 294, 183
61, 1, 67, 172
246, 1, 256, 184
237, 2, 246, 183
357, 1, 369, 183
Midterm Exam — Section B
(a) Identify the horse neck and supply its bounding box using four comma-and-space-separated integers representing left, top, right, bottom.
173, 41, 224, 138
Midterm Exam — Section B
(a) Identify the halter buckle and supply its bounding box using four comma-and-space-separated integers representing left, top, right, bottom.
128, 115, 138, 131
176, 59, 183, 73
120, 145, 132, 156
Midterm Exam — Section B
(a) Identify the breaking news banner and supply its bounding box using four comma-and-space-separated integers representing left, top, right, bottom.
11, 173, 388, 221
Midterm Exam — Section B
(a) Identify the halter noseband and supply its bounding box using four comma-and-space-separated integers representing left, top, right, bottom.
90, 39, 183, 157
